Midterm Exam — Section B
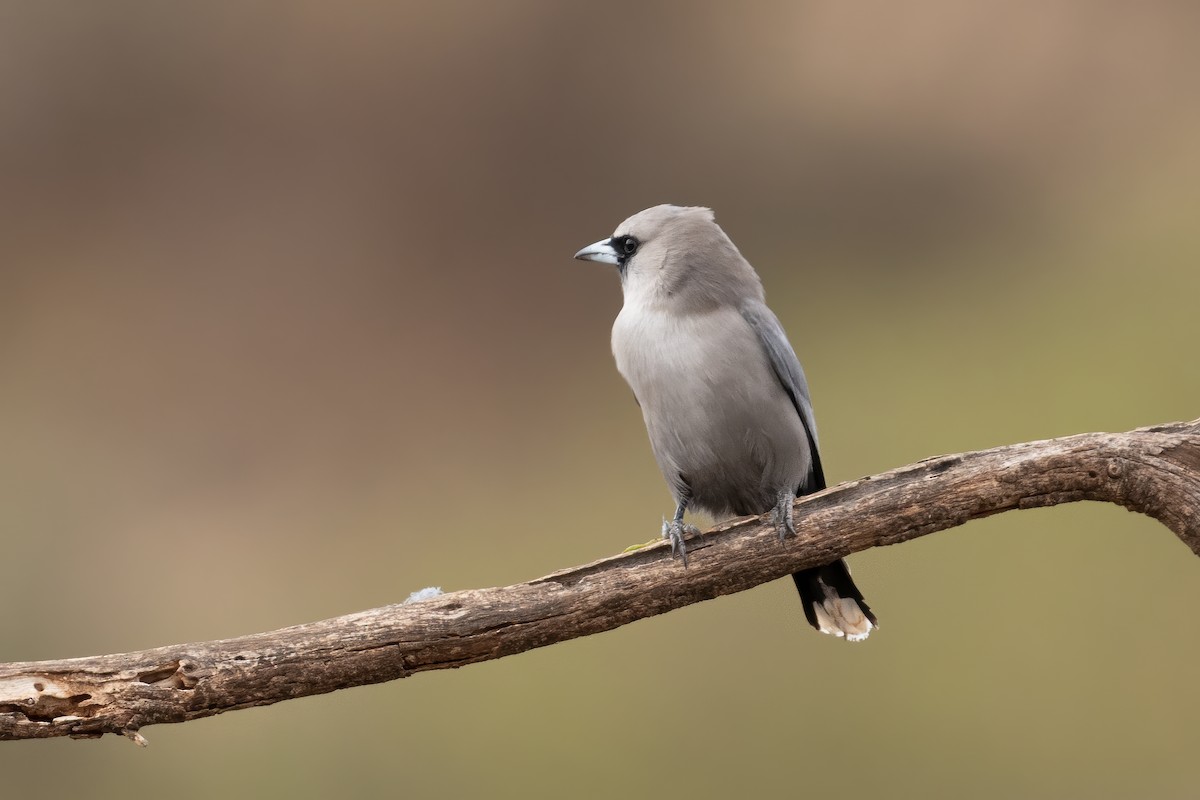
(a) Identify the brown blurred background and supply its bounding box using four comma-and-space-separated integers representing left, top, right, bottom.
2, 2, 1199, 797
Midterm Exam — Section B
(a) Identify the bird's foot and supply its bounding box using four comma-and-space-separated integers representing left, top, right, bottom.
773, 489, 797, 541
662, 518, 701, 566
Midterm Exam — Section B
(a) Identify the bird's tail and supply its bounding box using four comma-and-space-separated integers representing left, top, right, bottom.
792, 560, 877, 642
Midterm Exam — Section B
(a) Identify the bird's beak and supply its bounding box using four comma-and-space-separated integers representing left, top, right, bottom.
574, 238, 620, 265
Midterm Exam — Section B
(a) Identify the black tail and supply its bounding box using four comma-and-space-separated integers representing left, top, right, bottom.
792, 559, 877, 641
788, 432, 876, 640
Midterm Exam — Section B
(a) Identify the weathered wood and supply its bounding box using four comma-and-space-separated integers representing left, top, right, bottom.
2, 420, 1198, 743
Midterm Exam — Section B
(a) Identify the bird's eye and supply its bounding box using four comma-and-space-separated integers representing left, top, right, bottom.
618, 236, 639, 256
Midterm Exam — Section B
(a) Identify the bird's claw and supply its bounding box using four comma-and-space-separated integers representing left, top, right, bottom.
774, 490, 797, 541
662, 518, 700, 567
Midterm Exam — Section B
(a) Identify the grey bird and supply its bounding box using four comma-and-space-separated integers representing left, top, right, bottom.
574, 204, 876, 640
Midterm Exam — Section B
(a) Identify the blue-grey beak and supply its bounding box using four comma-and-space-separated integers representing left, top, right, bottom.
574, 238, 620, 265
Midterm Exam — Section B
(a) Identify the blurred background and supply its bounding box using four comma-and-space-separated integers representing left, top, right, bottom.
2, 1, 1198, 797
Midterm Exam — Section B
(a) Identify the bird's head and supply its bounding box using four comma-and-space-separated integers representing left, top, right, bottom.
574, 204, 762, 310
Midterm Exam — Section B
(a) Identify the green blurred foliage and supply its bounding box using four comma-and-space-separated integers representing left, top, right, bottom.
2, 2, 1198, 798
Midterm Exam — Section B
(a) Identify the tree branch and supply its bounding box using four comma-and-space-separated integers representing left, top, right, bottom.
3, 420, 1198, 743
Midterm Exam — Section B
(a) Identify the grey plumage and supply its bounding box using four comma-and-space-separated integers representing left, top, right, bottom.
575, 204, 876, 640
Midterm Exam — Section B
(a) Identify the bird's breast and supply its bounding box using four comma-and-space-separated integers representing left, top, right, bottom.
611, 305, 756, 398
611, 304, 795, 438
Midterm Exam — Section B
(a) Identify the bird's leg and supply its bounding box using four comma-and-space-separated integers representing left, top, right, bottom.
662, 498, 701, 567
773, 488, 797, 541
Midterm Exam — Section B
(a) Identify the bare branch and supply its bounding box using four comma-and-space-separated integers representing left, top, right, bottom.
2, 420, 1198, 743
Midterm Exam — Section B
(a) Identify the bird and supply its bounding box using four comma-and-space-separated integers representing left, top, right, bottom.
574, 204, 876, 641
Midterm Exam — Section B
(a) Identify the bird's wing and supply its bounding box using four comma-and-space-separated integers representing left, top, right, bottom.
740, 301, 826, 493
